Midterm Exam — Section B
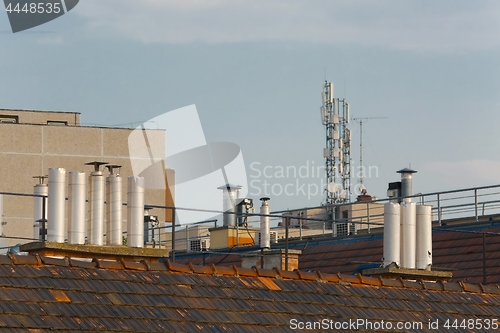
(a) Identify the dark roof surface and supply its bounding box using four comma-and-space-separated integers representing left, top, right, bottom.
179, 224, 500, 284
1, 254, 500, 332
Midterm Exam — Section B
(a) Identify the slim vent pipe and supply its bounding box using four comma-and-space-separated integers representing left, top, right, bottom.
259, 197, 271, 248
416, 204, 432, 270
47, 168, 66, 243
33, 177, 48, 240
68, 171, 86, 244
383, 202, 400, 267
127, 176, 145, 248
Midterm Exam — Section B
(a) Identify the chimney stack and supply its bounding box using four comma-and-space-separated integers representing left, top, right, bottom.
259, 197, 271, 249
416, 204, 432, 269
218, 184, 242, 227
47, 168, 66, 243
68, 171, 86, 244
397, 168, 417, 202
106, 165, 123, 246
86, 162, 108, 246
383, 202, 400, 267
127, 176, 145, 248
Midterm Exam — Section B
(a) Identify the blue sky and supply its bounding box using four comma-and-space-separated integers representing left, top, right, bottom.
1, 1, 500, 212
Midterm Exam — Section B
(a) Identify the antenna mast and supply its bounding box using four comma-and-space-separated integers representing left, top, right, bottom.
352, 116, 387, 190
320, 81, 351, 205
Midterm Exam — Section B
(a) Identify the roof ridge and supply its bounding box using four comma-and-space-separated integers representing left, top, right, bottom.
2, 254, 500, 295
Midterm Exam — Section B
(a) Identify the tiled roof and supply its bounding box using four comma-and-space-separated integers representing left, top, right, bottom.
1, 254, 500, 332
179, 224, 500, 284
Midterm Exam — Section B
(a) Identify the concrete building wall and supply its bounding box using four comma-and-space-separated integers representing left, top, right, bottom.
0, 109, 168, 249
0, 109, 80, 125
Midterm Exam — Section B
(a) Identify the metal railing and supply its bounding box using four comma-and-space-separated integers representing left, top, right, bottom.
1, 183, 500, 260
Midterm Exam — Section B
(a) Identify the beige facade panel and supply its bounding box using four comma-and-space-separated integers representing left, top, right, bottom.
0, 154, 42, 193
43, 126, 103, 156
103, 128, 142, 157
0, 124, 43, 154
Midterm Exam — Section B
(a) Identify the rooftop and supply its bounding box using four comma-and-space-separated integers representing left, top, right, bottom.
1, 253, 500, 332
176, 220, 500, 284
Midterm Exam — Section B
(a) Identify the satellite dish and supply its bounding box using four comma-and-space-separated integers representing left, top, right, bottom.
327, 182, 339, 193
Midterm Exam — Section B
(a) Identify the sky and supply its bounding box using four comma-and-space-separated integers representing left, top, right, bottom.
1, 0, 500, 214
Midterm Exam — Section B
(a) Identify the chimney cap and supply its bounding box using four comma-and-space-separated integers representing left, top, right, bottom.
397, 168, 417, 174
85, 161, 109, 172
217, 183, 242, 190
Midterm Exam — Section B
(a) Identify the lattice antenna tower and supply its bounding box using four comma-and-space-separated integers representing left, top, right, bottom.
321, 81, 351, 205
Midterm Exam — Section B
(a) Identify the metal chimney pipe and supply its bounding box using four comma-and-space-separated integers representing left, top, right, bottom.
47, 168, 66, 243
397, 168, 417, 202
127, 176, 145, 248
106, 165, 122, 246
68, 171, 86, 244
86, 162, 108, 246
383, 202, 400, 267
217, 184, 242, 227
33, 176, 48, 240
416, 204, 432, 270
400, 201, 416, 269
259, 197, 271, 249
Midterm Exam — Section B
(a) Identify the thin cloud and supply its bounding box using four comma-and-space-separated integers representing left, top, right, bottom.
75, 0, 500, 53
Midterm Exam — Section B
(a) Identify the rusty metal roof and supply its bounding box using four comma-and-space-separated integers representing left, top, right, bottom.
0, 253, 500, 332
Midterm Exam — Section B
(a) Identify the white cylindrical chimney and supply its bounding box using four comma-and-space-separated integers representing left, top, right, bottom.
397, 168, 417, 202
106, 173, 122, 246
33, 182, 48, 240
383, 202, 400, 267
218, 184, 242, 227
400, 201, 416, 269
68, 171, 86, 244
259, 197, 271, 248
416, 204, 432, 270
89, 171, 105, 245
127, 176, 145, 248
47, 168, 66, 243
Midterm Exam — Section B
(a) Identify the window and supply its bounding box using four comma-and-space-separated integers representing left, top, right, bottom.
47, 121, 68, 126
0, 115, 18, 123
